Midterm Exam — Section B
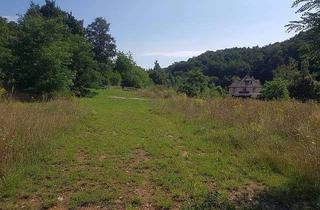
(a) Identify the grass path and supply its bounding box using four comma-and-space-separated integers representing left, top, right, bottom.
0, 89, 287, 209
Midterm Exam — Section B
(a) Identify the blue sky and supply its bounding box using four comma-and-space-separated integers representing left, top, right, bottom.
1, 0, 299, 69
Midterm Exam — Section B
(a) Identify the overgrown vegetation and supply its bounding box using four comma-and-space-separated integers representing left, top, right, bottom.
0, 1, 150, 98
0, 98, 79, 177
140, 87, 320, 208
1, 88, 319, 209
149, 0, 320, 100
0, 0, 319, 209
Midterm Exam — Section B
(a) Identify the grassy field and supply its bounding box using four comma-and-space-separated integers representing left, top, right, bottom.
0, 88, 319, 209
0, 99, 79, 177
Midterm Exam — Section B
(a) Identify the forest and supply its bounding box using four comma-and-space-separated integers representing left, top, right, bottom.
149, 30, 320, 100
0, 0, 319, 101
0, 0, 151, 98
149, 1, 320, 100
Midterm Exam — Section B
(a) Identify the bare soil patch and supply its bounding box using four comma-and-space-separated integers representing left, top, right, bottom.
228, 181, 266, 207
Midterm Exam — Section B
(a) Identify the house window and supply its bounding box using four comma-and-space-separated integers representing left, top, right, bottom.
245, 80, 252, 86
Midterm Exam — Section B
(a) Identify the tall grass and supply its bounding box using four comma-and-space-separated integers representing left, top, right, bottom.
140, 87, 320, 181
0, 99, 79, 178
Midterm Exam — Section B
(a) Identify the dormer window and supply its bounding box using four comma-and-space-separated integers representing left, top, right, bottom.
245, 80, 252, 86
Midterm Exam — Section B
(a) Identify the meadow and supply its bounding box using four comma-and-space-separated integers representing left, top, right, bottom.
140, 87, 320, 182
0, 88, 319, 209
0, 99, 80, 179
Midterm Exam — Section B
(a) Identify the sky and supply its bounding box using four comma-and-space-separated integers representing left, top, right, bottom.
1, 0, 300, 69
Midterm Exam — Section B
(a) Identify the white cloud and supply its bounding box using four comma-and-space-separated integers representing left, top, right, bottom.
141, 50, 205, 58
2, 15, 19, 22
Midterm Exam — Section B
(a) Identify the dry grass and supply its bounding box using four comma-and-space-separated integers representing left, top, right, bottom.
140, 87, 320, 181
0, 99, 80, 177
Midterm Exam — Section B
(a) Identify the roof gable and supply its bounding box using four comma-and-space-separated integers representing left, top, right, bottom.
229, 76, 262, 88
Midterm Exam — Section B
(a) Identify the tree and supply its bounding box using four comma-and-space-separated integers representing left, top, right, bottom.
149, 70, 169, 85
26, 0, 85, 35
86, 17, 116, 65
0, 17, 15, 89
122, 66, 150, 88
114, 52, 151, 88
287, 0, 320, 32
114, 52, 135, 76
273, 57, 300, 81
149, 60, 170, 85
6, 1, 100, 96
289, 69, 320, 101
287, 0, 320, 66
178, 69, 209, 97
153, 60, 161, 71
69, 35, 99, 96
13, 14, 73, 94
262, 79, 290, 100
102, 70, 122, 86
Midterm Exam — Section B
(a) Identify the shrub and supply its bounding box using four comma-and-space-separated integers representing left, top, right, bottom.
262, 79, 289, 100
102, 70, 122, 86
178, 69, 209, 97
289, 70, 320, 101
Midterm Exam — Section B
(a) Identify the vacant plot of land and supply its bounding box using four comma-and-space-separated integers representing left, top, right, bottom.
0, 89, 319, 209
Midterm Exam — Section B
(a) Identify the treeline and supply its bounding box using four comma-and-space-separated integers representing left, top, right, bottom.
0, 0, 151, 98
149, 31, 320, 100
149, 0, 320, 101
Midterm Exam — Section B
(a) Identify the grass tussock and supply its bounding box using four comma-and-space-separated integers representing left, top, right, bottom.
140, 87, 320, 182
0, 99, 80, 177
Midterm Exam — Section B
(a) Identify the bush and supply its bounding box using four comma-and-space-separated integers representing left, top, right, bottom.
289, 71, 320, 101
0, 87, 6, 97
122, 67, 151, 88
102, 71, 122, 86
114, 52, 151, 88
262, 79, 289, 100
178, 69, 209, 97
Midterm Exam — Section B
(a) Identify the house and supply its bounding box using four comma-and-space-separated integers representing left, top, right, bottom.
229, 75, 263, 98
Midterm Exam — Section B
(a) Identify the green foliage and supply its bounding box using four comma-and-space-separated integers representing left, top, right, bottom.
153, 60, 161, 71
287, 0, 320, 32
262, 79, 290, 100
149, 60, 170, 86
122, 66, 151, 88
273, 58, 300, 81
0, 87, 6, 96
102, 70, 122, 86
0, 17, 16, 88
115, 53, 151, 88
0, 1, 125, 96
178, 69, 209, 97
69, 35, 100, 96
13, 14, 73, 94
289, 69, 320, 101
86, 17, 116, 65
149, 69, 169, 85
205, 86, 229, 98
165, 31, 320, 95
26, 0, 84, 35
287, 0, 320, 66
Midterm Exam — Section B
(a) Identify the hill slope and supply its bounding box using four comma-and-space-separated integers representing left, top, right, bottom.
165, 31, 319, 88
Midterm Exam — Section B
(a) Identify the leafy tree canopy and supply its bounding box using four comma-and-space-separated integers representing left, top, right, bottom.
178, 68, 209, 97
86, 17, 116, 65
262, 79, 290, 100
